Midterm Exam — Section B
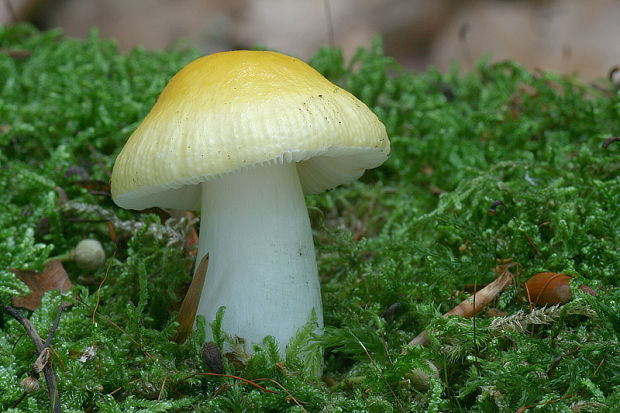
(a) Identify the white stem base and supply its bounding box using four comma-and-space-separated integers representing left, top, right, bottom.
196, 163, 323, 353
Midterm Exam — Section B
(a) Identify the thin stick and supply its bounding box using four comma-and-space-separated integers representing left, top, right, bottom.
592, 359, 605, 378
10, 392, 28, 408
157, 375, 169, 401
45, 303, 71, 348
2, 305, 44, 348
602, 136, 619, 150
405, 267, 515, 348
2, 304, 63, 413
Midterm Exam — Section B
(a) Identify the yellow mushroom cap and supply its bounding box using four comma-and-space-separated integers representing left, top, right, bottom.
111, 50, 390, 210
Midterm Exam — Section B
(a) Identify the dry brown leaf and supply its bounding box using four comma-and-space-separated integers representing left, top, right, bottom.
11, 260, 73, 311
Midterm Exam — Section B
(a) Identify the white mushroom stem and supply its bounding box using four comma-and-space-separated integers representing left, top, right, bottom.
195, 162, 323, 353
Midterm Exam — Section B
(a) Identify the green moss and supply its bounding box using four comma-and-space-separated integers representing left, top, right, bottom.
1, 25, 619, 412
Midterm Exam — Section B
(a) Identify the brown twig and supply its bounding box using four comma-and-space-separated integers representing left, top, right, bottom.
45, 303, 71, 348
87, 144, 112, 179
157, 375, 169, 401
2, 303, 64, 413
602, 136, 619, 150
405, 264, 515, 348
592, 359, 605, 378
10, 392, 28, 408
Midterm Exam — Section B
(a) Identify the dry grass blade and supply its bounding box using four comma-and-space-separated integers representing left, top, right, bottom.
174, 253, 209, 343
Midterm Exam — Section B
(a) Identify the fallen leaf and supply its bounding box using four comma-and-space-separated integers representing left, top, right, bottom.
11, 260, 73, 311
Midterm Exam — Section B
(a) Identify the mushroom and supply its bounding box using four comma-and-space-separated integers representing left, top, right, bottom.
110, 51, 389, 353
